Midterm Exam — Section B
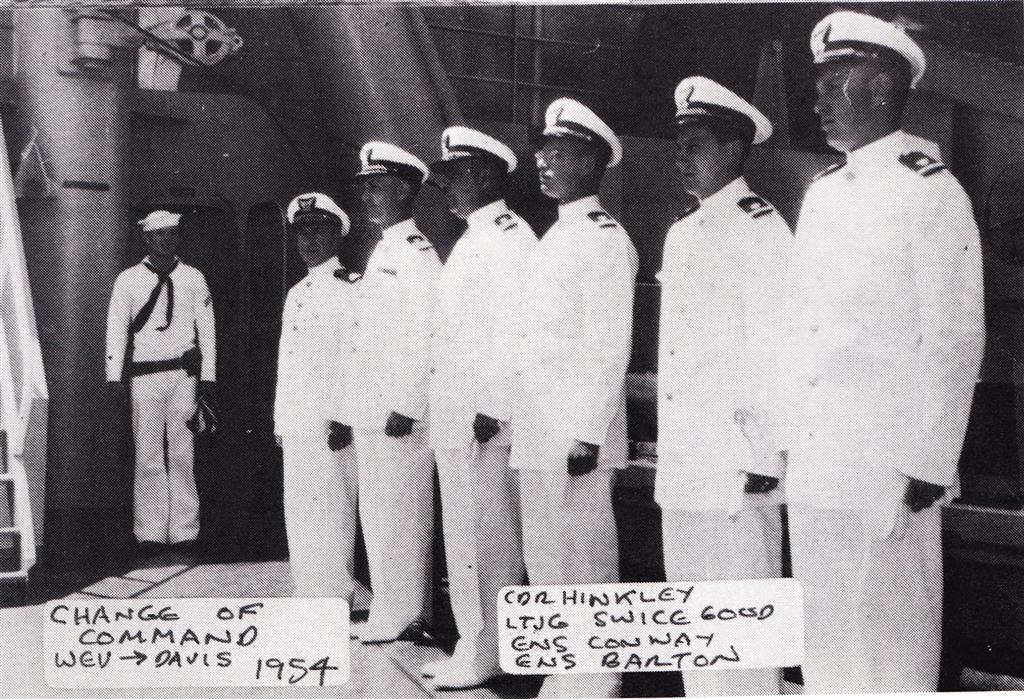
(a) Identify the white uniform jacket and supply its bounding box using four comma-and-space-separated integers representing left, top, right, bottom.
510, 195, 638, 471
335, 219, 442, 429
781, 131, 984, 513
655, 177, 793, 512
105, 257, 216, 382
274, 257, 358, 437
429, 200, 537, 450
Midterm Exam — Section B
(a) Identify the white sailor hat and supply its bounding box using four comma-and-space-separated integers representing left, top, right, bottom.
286, 192, 351, 235
674, 76, 773, 145
431, 126, 517, 175
354, 141, 429, 185
542, 98, 622, 168
811, 11, 926, 88
138, 210, 181, 232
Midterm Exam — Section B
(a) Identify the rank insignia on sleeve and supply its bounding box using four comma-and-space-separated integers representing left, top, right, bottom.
813, 161, 846, 181
899, 151, 947, 177
737, 195, 774, 219
587, 210, 619, 229
378, 267, 398, 276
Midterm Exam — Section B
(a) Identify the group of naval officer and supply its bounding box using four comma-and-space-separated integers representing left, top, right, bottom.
105, 9, 985, 697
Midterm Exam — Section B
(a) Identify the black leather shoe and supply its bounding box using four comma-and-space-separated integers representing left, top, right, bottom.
395, 618, 439, 646
135, 541, 165, 559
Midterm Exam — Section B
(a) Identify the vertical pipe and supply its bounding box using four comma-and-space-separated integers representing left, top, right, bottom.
14, 9, 133, 575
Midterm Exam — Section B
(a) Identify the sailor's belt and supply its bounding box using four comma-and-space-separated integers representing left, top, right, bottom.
129, 348, 201, 378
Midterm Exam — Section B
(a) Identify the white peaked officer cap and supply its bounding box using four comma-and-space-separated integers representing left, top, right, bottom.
431, 126, 518, 174
354, 141, 429, 185
286, 192, 351, 236
811, 10, 927, 89
674, 76, 773, 145
139, 210, 181, 232
542, 97, 622, 168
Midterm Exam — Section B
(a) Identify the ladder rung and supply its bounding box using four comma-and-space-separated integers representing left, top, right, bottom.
0, 571, 27, 580
0, 526, 19, 535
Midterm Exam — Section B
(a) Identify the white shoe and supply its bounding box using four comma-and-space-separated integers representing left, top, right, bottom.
430, 663, 501, 691
420, 658, 452, 678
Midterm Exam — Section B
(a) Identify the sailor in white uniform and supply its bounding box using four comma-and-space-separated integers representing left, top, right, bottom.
105, 210, 216, 550
274, 193, 360, 599
422, 126, 536, 689
781, 11, 985, 692
512, 98, 637, 699
333, 142, 442, 645
656, 76, 792, 697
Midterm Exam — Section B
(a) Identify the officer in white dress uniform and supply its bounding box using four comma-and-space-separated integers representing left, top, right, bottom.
106, 210, 216, 549
656, 76, 792, 697
512, 98, 638, 699
274, 193, 361, 598
422, 127, 536, 689
333, 142, 442, 645
781, 11, 984, 692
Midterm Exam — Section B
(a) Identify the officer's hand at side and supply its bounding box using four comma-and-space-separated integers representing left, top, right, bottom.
904, 478, 946, 512
567, 440, 599, 477
743, 472, 780, 494
107, 381, 128, 406
385, 411, 415, 438
198, 381, 217, 402
328, 421, 353, 451
473, 413, 501, 444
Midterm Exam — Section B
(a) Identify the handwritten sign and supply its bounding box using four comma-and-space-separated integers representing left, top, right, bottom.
499, 579, 802, 675
44, 598, 349, 688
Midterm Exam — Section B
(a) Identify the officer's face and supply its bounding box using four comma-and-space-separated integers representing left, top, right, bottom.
359, 175, 410, 227
675, 123, 738, 200
535, 138, 596, 202
295, 222, 339, 268
815, 62, 876, 152
143, 226, 180, 258
435, 161, 484, 219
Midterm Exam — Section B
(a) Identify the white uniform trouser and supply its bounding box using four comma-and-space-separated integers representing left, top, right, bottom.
662, 503, 783, 696
282, 435, 358, 598
789, 503, 942, 693
355, 427, 434, 637
435, 441, 524, 670
131, 370, 199, 544
520, 468, 621, 699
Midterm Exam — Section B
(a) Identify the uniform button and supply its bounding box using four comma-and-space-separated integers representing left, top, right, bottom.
845, 170, 855, 181
306, 281, 312, 287
351, 347, 357, 353
297, 302, 303, 308
292, 326, 298, 331
668, 349, 675, 356
666, 393, 673, 401
353, 321, 359, 327
809, 377, 819, 387
430, 368, 436, 375
314, 314, 319, 319
809, 324, 819, 333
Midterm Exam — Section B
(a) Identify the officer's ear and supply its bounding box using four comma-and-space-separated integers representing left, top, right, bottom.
867, 70, 895, 111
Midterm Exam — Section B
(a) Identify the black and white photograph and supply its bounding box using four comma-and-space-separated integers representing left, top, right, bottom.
0, 1, 1022, 697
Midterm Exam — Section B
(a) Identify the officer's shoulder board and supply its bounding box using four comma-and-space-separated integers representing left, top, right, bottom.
673, 201, 700, 223
586, 210, 620, 230
898, 151, 947, 177
493, 212, 519, 232
813, 161, 846, 181
737, 195, 774, 219
405, 233, 434, 251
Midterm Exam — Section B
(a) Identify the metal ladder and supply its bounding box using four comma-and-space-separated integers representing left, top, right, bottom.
0, 430, 30, 596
